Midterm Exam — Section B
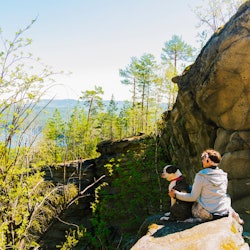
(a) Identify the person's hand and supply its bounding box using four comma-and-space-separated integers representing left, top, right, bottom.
168, 189, 176, 198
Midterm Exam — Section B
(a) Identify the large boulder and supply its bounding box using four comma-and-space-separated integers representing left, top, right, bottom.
159, 1, 250, 226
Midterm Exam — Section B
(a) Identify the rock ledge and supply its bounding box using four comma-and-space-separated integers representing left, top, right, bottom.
131, 217, 249, 250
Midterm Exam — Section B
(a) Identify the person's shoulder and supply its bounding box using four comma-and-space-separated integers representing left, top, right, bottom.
217, 168, 228, 176
196, 169, 212, 178
197, 169, 208, 175
198, 168, 227, 176
194, 170, 206, 180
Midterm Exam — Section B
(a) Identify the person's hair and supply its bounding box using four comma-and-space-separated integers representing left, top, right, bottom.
203, 149, 221, 163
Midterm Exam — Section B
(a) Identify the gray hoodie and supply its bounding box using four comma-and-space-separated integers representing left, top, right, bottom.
175, 167, 230, 215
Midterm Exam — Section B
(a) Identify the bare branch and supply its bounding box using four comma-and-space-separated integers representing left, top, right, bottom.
66, 175, 106, 208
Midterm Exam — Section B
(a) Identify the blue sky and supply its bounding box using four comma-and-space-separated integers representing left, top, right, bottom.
0, 0, 203, 100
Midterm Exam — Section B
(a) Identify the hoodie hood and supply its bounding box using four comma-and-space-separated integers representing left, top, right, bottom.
198, 168, 227, 187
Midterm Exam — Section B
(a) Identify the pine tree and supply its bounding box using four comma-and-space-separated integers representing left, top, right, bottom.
41, 108, 66, 163
106, 95, 118, 140
161, 35, 196, 74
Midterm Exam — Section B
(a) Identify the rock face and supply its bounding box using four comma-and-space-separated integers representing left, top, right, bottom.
159, 1, 250, 223
131, 217, 249, 250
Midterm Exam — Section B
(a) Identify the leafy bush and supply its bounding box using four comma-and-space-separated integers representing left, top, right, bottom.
81, 139, 169, 249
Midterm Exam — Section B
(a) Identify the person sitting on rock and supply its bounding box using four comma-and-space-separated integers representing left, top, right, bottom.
169, 149, 243, 224
161, 165, 193, 221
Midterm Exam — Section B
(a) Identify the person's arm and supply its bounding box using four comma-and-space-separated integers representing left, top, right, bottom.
171, 174, 203, 202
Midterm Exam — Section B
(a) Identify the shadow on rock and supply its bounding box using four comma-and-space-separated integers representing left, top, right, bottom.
135, 214, 202, 240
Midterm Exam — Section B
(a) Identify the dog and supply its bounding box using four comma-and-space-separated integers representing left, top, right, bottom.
161, 165, 193, 221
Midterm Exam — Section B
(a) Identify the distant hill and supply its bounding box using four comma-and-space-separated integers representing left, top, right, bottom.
37, 99, 79, 109
36, 99, 128, 110
36, 99, 80, 122
35, 99, 168, 124
36, 99, 129, 119
33, 99, 131, 127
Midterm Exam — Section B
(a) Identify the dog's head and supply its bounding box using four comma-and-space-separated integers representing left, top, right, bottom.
162, 165, 181, 181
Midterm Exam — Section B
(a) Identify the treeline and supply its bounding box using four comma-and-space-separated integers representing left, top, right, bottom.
35, 35, 196, 164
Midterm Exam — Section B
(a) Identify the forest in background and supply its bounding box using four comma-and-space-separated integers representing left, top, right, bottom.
0, 1, 246, 249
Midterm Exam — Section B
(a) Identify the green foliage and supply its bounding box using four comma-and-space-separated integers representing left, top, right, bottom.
104, 151, 164, 228
0, 20, 81, 249
66, 105, 86, 159
75, 182, 112, 249
82, 139, 168, 249
90, 182, 109, 213
80, 85, 104, 125
0, 148, 79, 248
57, 227, 86, 250
84, 214, 112, 249
119, 53, 166, 134
36, 108, 66, 164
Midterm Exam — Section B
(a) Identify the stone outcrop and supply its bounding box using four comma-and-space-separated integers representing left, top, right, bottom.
39, 136, 148, 249
159, 1, 250, 226
131, 217, 249, 250
96, 135, 148, 156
